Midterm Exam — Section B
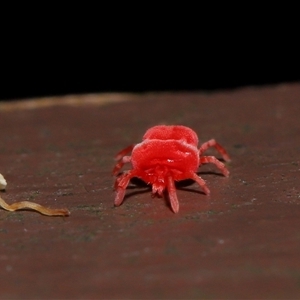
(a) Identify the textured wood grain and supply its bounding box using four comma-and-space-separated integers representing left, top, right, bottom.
1, 83, 300, 299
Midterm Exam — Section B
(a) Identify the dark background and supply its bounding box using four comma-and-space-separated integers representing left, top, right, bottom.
1, 5, 299, 101
1, 60, 298, 101
1, 20, 298, 101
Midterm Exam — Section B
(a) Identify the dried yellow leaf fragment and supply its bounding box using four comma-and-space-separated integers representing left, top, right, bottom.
0, 173, 70, 216
0, 196, 70, 216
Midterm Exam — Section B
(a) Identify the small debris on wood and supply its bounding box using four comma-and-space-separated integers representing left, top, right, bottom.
0, 173, 70, 216
0, 173, 7, 190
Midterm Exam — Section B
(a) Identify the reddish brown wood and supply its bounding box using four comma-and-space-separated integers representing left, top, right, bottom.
1, 83, 300, 299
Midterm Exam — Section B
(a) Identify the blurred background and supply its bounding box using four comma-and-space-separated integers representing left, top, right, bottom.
1, 12, 298, 101
2, 56, 298, 101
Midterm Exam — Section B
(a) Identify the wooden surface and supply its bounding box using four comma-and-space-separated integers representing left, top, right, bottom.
1, 83, 300, 299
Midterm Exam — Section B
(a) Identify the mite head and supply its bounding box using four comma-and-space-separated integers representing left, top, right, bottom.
150, 165, 169, 197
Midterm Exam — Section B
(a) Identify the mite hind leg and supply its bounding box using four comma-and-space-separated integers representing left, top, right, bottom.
199, 139, 230, 162
200, 156, 229, 177
114, 145, 135, 161
112, 155, 132, 175
113, 145, 135, 175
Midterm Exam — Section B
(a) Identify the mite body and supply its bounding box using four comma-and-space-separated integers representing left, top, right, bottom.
113, 125, 230, 213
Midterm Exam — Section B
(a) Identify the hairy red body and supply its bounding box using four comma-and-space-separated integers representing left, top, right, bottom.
113, 125, 230, 213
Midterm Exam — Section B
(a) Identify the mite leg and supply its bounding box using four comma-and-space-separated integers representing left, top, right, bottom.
189, 172, 211, 195
115, 145, 135, 161
114, 175, 122, 190
199, 139, 230, 162
114, 170, 137, 206
112, 155, 132, 175
167, 175, 179, 213
200, 156, 229, 177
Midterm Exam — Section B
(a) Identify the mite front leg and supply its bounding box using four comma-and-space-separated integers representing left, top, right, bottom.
199, 139, 230, 162
200, 156, 229, 177
114, 170, 137, 206
167, 175, 179, 213
189, 172, 211, 195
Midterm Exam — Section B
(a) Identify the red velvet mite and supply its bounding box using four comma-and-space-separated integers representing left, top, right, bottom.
113, 125, 230, 213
